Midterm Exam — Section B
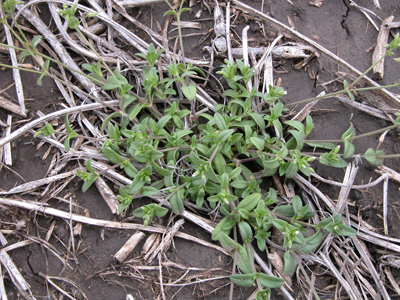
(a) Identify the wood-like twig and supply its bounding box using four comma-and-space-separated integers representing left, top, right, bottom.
0, 100, 118, 148
0, 170, 76, 195
0, 197, 229, 255
114, 231, 145, 263
372, 16, 394, 79
3, 115, 12, 166
0, 6, 26, 117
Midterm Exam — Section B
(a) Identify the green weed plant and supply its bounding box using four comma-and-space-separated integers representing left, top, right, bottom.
2, 0, 400, 298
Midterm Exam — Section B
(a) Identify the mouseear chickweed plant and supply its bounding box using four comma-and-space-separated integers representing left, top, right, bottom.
4, 0, 400, 296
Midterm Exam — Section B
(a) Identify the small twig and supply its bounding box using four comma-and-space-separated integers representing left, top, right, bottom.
159, 275, 229, 287
3, 115, 12, 166
225, 1, 233, 63
382, 177, 389, 236
0, 6, 26, 117
0, 100, 118, 148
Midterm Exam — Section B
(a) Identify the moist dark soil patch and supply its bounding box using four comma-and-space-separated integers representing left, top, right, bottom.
1, 0, 400, 299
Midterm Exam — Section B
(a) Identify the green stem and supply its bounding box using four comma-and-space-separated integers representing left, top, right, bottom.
177, 0, 186, 65
375, 154, 400, 159
347, 53, 388, 89
159, 146, 191, 153
76, 27, 115, 77
285, 82, 400, 108
304, 139, 341, 143
348, 124, 398, 141
0, 63, 42, 74
349, 82, 400, 93
284, 90, 345, 107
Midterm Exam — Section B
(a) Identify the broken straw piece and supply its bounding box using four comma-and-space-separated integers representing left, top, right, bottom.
4, 115, 12, 166
372, 16, 394, 79
114, 231, 145, 263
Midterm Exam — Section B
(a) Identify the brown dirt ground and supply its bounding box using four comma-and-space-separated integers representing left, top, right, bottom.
0, 0, 400, 299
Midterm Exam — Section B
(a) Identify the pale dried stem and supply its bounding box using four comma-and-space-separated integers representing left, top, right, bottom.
0, 170, 76, 195
375, 165, 400, 183
0, 6, 26, 117
372, 16, 394, 79
0, 265, 7, 300
0, 100, 118, 148
0, 96, 27, 116
335, 163, 359, 214
3, 115, 12, 166
225, 1, 233, 63
319, 252, 359, 300
336, 96, 390, 121
383, 177, 389, 236
0, 250, 31, 295
350, 235, 391, 299
94, 176, 121, 215
0, 197, 229, 255
114, 231, 145, 263
16, 3, 98, 94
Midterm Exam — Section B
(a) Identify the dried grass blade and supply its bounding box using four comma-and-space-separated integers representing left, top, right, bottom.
147, 219, 185, 263
0, 170, 76, 195
16, 3, 97, 94
0, 250, 31, 292
0, 100, 118, 148
350, 236, 391, 299
375, 165, 400, 183
0, 265, 7, 300
319, 252, 359, 300
0, 96, 27, 116
335, 163, 359, 214
95, 176, 121, 215
0, 198, 228, 255
372, 16, 394, 79
3, 115, 12, 166
114, 231, 145, 263
0, 6, 26, 117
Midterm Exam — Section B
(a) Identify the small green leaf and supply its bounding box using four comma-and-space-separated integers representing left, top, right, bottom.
342, 123, 355, 140
103, 147, 124, 164
238, 221, 253, 241
249, 112, 265, 130
250, 137, 265, 152
102, 76, 121, 90
272, 205, 295, 218
216, 129, 234, 142
214, 113, 227, 131
230, 180, 249, 189
212, 217, 234, 240
170, 191, 184, 214
306, 142, 337, 150
236, 193, 261, 212
283, 251, 298, 275
163, 10, 177, 16
343, 139, 355, 158
31, 35, 43, 48
236, 245, 253, 274
230, 273, 256, 287
181, 82, 197, 101
129, 103, 147, 120
82, 173, 99, 192
257, 273, 285, 289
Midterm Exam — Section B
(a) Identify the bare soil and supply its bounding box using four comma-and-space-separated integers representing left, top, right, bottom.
0, 0, 400, 299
